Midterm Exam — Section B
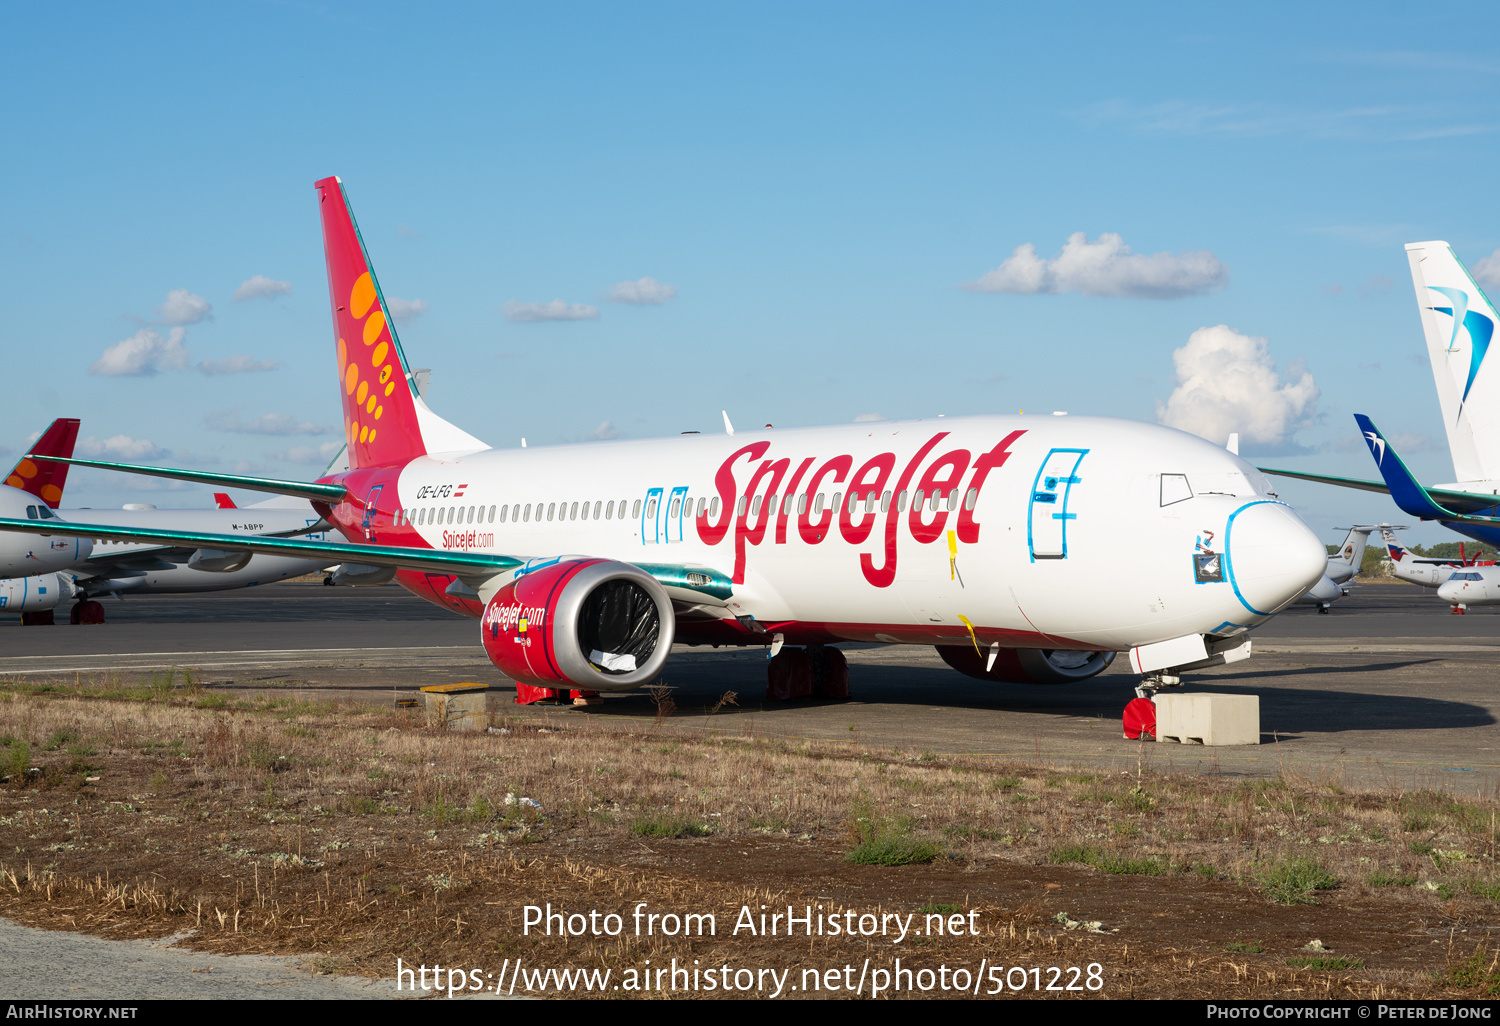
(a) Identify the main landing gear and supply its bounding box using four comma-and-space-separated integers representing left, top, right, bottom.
765, 645, 850, 702
1451, 603, 1468, 615
70, 601, 106, 625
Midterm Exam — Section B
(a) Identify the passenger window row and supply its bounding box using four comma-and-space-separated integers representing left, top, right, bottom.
731, 487, 978, 517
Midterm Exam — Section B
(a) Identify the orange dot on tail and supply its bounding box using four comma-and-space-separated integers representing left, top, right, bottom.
357, 380, 369, 405
40, 485, 61, 504
362, 311, 385, 346
16, 459, 37, 478
368, 429, 376, 444
384, 382, 395, 396
379, 364, 392, 384
365, 395, 376, 414
338, 338, 347, 367
375, 405, 383, 420
349, 273, 376, 319
360, 425, 370, 444
372, 341, 388, 366
345, 364, 359, 394
4, 476, 22, 489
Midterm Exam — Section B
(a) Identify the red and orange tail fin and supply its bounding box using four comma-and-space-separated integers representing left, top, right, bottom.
7, 418, 80, 506
213, 492, 238, 509
315, 177, 484, 470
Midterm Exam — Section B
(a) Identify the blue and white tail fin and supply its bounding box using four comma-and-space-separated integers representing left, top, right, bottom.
1406, 241, 1500, 486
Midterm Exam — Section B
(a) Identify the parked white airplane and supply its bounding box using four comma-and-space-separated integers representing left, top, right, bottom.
0, 177, 1329, 700
1294, 525, 1375, 613
0, 419, 336, 624
1375, 524, 1499, 612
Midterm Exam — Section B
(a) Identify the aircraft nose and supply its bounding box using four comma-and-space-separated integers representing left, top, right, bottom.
1436, 581, 1462, 603
1225, 502, 1327, 616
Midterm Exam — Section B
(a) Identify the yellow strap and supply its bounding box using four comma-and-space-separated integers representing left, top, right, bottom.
956, 614, 981, 656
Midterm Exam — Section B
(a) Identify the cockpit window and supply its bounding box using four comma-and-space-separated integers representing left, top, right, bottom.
1160, 474, 1193, 507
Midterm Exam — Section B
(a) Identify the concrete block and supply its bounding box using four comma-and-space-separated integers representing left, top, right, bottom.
420, 683, 490, 731
1154, 693, 1259, 746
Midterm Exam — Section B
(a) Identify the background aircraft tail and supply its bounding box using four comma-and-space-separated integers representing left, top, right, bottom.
1330, 526, 1372, 568
315, 177, 485, 471
1406, 241, 1500, 484
4, 418, 79, 505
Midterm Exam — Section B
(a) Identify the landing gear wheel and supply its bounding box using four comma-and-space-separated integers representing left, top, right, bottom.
1134, 673, 1182, 700
21, 610, 54, 626
71, 601, 106, 625
1317, 603, 1331, 614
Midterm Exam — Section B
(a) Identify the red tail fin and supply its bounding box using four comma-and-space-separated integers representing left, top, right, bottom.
9, 418, 80, 505
213, 492, 238, 509
315, 177, 484, 470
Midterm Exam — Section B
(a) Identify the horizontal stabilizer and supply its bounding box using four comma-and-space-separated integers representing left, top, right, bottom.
23, 456, 347, 503
1258, 468, 1500, 515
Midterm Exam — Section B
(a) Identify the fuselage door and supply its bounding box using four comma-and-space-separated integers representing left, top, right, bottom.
362, 485, 384, 543
1028, 449, 1087, 560
641, 488, 664, 544
666, 486, 689, 543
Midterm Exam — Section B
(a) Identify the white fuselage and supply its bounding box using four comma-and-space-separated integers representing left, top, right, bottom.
372, 415, 1326, 650
1437, 568, 1500, 606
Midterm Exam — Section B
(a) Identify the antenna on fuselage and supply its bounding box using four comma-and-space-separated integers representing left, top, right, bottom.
722, 411, 735, 436
1226, 432, 1240, 455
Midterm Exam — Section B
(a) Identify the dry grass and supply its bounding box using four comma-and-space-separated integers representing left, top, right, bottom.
1, 672, 1499, 998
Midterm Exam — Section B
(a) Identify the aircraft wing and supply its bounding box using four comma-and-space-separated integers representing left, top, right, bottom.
0, 518, 520, 578
1261, 416, 1500, 518
21, 455, 347, 503
0, 518, 736, 602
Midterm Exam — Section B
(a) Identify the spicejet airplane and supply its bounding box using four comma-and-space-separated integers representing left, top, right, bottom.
0, 177, 1327, 701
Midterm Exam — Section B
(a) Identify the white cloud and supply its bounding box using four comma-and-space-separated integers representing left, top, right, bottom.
89, 327, 190, 376
588, 420, 620, 440
157, 288, 213, 325
1473, 249, 1500, 291
271, 442, 344, 464
197, 355, 283, 375
503, 300, 600, 322
232, 275, 292, 302
387, 296, 430, 325
76, 435, 167, 461
205, 410, 332, 436
963, 232, 1228, 299
1155, 325, 1319, 454
853, 413, 885, 422
605, 277, 677, 305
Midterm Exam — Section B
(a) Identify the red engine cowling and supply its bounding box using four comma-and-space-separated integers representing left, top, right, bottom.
481, 558, 674, 691
935, 645, 1115, 684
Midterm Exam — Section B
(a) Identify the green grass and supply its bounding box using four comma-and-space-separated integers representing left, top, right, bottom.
1049, 844, 1164, 876
1441, 945, 1500, 996
630, 814, 713, 839
844, 801, 941, 866
1256, 856, 1338, 905
1366, 870, 1416, 888
1285, 956, 1364, 971
1224, 941, 1264, 953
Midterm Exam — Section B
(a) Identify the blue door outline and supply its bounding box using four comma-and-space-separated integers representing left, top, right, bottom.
1028, 449, 1087, 561
641, 487, 664, 544
362, 485, 384, 542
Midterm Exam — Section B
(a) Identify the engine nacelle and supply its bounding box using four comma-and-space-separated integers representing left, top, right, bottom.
481, 558, 674, 691
187, 548, 253, 573
936, 645, 1115, 684
0, 573, 66, 613
329, 562, 398, 586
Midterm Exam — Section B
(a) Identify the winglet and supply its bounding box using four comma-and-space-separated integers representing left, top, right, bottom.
1355, 414, 1466, 520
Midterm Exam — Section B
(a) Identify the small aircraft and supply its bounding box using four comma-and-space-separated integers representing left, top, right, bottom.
1294, 525, 1376, 613
0, 419, 337, 624
1377, 525, 1496, 613
0, 177, 1328, 701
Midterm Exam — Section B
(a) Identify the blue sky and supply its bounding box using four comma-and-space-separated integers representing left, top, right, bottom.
4, 2, 1498, 547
